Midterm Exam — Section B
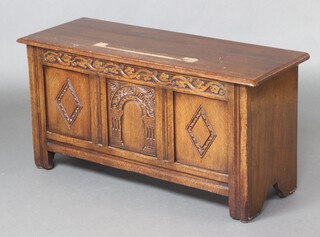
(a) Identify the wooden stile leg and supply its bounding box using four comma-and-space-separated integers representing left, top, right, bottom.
274, 182, 297, 198
27, 46, 54, 170
35, 151, 55, 170
273, 156, 297, 198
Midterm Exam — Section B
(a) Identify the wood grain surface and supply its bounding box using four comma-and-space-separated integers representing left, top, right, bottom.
17, 18, 309, 86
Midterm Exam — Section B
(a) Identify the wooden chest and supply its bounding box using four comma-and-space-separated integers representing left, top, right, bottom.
17, 18, 309, 221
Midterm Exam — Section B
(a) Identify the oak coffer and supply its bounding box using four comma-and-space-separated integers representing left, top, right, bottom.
17, 18, 309, 221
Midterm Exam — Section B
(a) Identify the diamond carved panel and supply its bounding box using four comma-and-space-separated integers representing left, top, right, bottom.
186, 105, 217, 158
56, 79, 83, 127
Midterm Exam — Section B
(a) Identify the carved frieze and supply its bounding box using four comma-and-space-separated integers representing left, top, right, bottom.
44, 51, 226, 98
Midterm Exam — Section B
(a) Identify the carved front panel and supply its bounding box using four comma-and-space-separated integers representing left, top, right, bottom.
186, 105, 217, 158
174, 93, 229, 173
55, 79, 83, 127
108, 80, 156, 156
44, 67, 91, 140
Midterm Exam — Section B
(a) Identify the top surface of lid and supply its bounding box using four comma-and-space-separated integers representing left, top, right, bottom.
17, 17, 309, 86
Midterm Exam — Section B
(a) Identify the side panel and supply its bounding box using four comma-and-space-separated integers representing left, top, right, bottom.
249, 67, 298, 216
229, 67, 298, 221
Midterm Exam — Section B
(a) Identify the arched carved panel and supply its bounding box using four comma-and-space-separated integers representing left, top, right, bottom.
122, 101, 145, 152
108, 80, 156, 156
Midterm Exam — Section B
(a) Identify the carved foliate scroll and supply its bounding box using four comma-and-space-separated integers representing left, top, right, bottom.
109, 80, 156, 156
44, 51, 226, 98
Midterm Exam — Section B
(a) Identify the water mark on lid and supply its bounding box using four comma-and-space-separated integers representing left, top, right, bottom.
93, 42, 198, 63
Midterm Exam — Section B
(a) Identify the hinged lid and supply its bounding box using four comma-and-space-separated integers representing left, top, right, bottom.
17, 17, 309, 86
